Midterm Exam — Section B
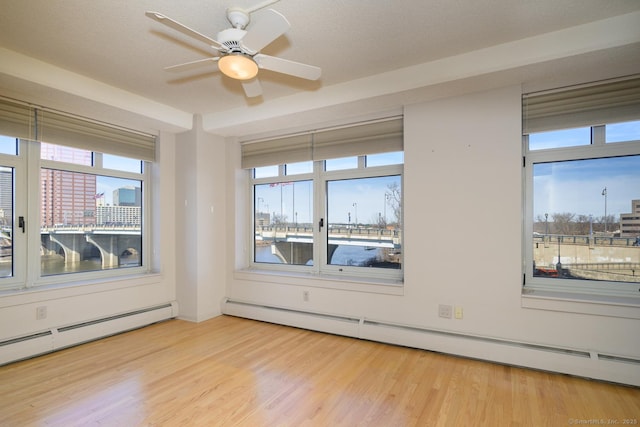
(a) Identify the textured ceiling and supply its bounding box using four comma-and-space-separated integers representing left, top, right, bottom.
0, 0, 639, 137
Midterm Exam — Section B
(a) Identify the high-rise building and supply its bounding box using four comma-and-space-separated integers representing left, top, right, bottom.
40, 144, 96, 226
113, 186, 141, 207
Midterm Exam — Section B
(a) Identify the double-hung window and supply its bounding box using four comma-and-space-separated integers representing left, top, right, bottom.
523, 76, 640, 300
0, 97, 155, 291
245, 118, 404, 283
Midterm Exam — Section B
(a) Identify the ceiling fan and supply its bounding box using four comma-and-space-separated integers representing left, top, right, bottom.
145, 1, 321, 98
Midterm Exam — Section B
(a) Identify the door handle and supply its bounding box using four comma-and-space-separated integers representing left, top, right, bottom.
18, 216, 25, 233
318, 218, 324, 231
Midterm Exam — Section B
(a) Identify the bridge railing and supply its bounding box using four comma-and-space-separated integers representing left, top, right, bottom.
533, 234, 639, 247
41, 224, 141, 233
564, 262, 640, 271
256, 225, 401, 237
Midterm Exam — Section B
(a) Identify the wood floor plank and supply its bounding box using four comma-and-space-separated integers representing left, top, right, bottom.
0, 315, 638, 426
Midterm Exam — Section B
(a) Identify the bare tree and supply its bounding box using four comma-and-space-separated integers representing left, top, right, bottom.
575, 214, 592, 235
551, 212, 575, 235
534, 212, 620, 235
370, 212, 386, 228
385, 182, 402, 227
272, 213, 288, 226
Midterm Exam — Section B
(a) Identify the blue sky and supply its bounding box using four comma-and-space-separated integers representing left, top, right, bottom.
531, 121, 640, 220
255, 175, 401, 225
97, 176, 141, 205
533, 155, 640, 219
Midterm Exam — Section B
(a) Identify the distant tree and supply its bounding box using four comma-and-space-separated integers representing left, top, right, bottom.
551, 212, 575, 235
272, 213, 288, 225
385, 183, 402, 227
575, 214, 592, 235
592, 214, 618, 233
533, 212, 620, 235
370, 212, 387, 229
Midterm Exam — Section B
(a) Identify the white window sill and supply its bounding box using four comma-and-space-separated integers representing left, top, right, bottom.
234, 268, 404, 295
0, 272, 163, 305
522, 288, 640, 319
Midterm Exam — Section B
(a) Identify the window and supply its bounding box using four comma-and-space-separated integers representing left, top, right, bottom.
523, 77, 640, 299
254, 178, 313, 266
244, 118, 403, 282
0, 97, 155, 290
40, 165, 143, 276
326, 174, 401, 270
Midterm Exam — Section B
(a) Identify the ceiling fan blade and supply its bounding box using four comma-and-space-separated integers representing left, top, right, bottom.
240, 9, 290, 54
242, 78, 263, 97
245, 0, 281, 14
164, 57, 220, 72
146, 11, 225, 51
254, 54, 321, 80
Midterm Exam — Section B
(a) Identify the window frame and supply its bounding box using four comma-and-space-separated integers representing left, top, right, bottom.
0, 139, 26, 288
248, 156, 404, 284
251, 165, 316, 275
523, 123, 640, 300
33, 142, 150, 287
0, 138, 153, 292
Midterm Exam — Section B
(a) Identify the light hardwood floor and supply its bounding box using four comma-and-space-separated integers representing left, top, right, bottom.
1, 315, 638, 426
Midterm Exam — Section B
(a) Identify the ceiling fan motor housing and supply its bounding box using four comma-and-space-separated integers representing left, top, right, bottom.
217, 27, 249, 53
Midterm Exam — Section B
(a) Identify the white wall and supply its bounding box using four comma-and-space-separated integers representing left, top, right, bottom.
225, 85, 640, 382
174, 116, 227, 322
0, 133, 177, 342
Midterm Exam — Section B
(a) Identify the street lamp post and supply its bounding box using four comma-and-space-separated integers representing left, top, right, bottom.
384, 193, 391, 224
544, 213, 549, 235
556, 235, 562, 276
602, 187, 607, 233
353, 202, 358, 227
544, 213, 549, 248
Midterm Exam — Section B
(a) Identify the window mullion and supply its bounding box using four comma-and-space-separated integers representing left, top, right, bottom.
25, 140, 42, 286
592, 125, 605, 146
313, 160, 323, 275
93, 152, 103, 168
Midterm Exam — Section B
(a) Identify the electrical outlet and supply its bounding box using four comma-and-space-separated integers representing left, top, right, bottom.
303, 290, 310, 302
454, 306, 463, 319
36, 306, 47, 320
438, 304, 452, 319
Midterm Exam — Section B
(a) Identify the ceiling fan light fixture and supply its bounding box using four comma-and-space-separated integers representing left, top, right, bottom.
218, 53, 258, 80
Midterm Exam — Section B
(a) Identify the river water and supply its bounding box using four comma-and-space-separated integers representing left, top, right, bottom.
256, 244, 399, 268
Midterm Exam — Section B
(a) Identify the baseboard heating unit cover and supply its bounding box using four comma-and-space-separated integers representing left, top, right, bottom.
0, 302, 177, 366
222, 298, 640, 387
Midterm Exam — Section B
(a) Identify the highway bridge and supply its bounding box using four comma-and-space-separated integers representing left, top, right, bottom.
255, 225, 401, 265
40, 225, 141, 269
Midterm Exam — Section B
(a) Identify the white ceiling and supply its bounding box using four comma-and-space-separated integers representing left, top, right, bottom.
1, 0, 639, 138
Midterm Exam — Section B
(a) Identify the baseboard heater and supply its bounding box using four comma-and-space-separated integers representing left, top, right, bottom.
0, 302, 178, 366
222, 298, 640, 387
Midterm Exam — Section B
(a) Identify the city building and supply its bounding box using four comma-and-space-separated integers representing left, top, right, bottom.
620, 199, 640, 237
96, 204, 141, 226
40, 144, 96, 226
113, 186, 141, 207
